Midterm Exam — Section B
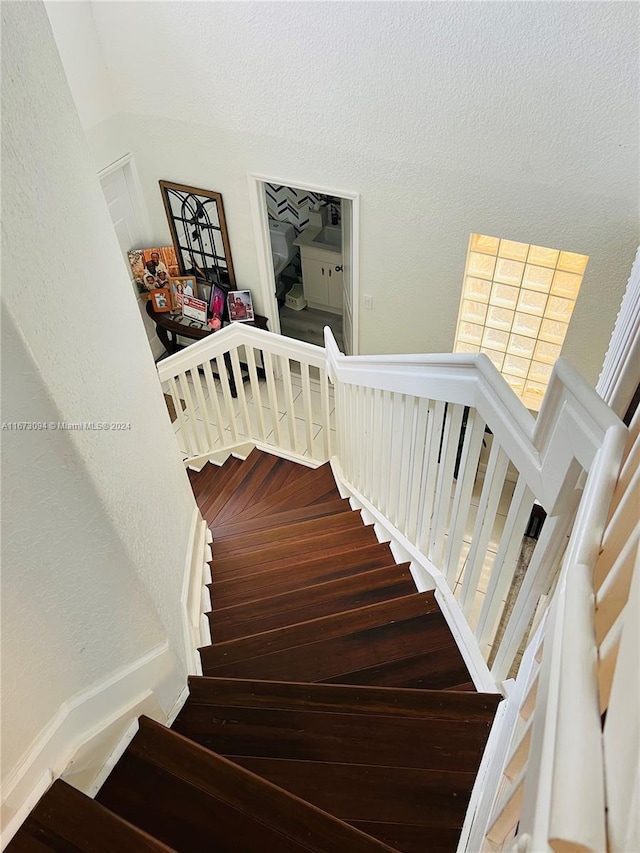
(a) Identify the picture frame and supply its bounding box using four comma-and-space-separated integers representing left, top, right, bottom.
182, 295, 208, 325
210, 283, 227, 321
169, 275, 198, 310
227, 290, 254, 323
149, 287, 172, 313
128, 247, 179, 298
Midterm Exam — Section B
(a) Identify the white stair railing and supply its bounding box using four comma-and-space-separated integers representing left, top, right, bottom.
324, 328, 626, 683
157, 323, 632, 853
156, 323, 334, 469
466, 408, 637, 853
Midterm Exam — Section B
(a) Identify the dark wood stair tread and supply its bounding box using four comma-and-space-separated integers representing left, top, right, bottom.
172, 702, 493, 772
211, 509, 367, 557
230, 757, 475, 827
185, 677, 501, 721
209, 524, 380, 580
349, 821, 462, 853
325, 646, 473, 691
202, 593, 439, 669
211, 450, 286, 524
209, 543, 397, 608
210, 563, 416, 641
201, 594, 474, 690
238, 462, 340, 520
6, 779, 176, 852
96, 716, 395, 853
210, 498, 352, 539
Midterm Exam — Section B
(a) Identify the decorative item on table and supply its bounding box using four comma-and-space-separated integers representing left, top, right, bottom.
182, 295, 208, 325
149, 287, 172, 313
227, 290, 254, 323
158, 181, 236, 296
128, 247, 179, 298
209, 283, 227, 322
169, 275, 198, 310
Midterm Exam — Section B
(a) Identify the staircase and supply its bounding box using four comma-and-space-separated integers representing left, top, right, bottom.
8, 449, 502, 852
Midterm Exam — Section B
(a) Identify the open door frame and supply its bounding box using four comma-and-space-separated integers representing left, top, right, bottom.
247, 173, 360, 355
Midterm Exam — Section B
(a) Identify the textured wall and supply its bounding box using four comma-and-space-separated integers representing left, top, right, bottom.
80, 0, 639, 384
44, 0, 117, 131
1, 1, 196, 782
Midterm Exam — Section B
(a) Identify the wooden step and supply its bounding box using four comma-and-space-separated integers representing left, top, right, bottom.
210, 543, 398, 608
184, 676, 502, 721
211, 498, 352, 539
325, 646, 473, 691
173, 693, 495, 773
212, 450, 307, 525
210, 524, 379, 580
192, 449, 267, 523
187, 453, 241, 496
230, 757, 475, 829
211, 509, 366, 557
200, 593, 473, 690
203, 593, 438, 669
210, 563, 415, 641
6, 779, 175, 852
349, 821, 462, 853
96, 716, 395, 853
239, 462, 340, 520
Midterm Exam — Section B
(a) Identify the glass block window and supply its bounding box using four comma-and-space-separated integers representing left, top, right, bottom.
454, 234, 588, 411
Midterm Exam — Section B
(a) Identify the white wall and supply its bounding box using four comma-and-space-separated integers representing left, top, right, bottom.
44, 0, 118, 131
1, 0, 196, 790
79, 0, 639, 385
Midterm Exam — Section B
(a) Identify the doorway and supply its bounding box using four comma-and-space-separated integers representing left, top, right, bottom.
98, 155, 163, 359
248, 175, 359, 355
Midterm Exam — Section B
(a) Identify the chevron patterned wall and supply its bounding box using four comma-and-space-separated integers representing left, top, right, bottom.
265, 184, 340, 235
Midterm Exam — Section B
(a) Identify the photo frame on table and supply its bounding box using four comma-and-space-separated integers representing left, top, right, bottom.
149, 287, 172, 313
128, 247, 179, 298
169, 275, 198, 310
210, 284, 227, 321
182, 295, 208, 325
227, 290, 254, 323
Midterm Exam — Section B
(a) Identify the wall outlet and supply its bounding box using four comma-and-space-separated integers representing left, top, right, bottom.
363, 294, 373, 309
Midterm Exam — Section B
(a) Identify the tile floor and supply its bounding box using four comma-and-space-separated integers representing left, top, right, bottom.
167, 368, 336, 463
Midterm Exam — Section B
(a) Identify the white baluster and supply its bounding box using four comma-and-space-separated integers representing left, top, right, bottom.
476, 478, 536, 653
417, 399, 446, 553
300, 361, 315, 458
214, 353, 239, 444
244, 346, 267, 442
460, 440, 510, 620
262, 351, 282, 446
280, 355, 298, 454
406, 396, 430, 545
188, 366, 216, 452
429, 402, 465, 567
229, 348, 252, 439
443, 408, 486, 586
202, 360, 227, 447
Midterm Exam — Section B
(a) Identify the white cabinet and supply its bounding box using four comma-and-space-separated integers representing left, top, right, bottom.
301, 256, 343, 312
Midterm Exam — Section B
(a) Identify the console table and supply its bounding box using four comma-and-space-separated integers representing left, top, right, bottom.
146, 301, 269, 397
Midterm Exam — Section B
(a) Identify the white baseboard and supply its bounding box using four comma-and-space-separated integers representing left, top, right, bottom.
182, 507, 214, 677
0, 641, 184, 849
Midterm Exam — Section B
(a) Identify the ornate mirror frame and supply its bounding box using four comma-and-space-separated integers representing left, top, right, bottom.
159, 180, 236, 290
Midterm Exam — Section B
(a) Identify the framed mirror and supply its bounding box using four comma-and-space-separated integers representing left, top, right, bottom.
159, 181, 236, 298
